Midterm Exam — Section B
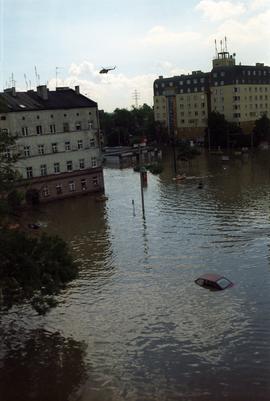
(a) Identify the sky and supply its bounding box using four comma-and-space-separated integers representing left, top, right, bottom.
1, 0, 270, 112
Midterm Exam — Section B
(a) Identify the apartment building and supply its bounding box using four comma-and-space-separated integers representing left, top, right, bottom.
0, 85, 104, 203
153, 49, 270, 141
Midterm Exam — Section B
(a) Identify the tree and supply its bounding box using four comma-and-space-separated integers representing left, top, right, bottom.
0, 130, 22, 223
99, 104, 156, 146
253, 114, 270, 145
0, 129, 78, 314
0, 230, 78, 314
207, 111, 228, 148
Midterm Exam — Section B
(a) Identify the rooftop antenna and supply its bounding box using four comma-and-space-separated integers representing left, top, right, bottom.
34, 66, 40, 86
225, 36, 228, 52
29, 80, 32, 90
55, 66, 63, 88
220, 40, 223, 52
214, 39, 218, 57
11, 72, 16, 87
24, 74, 28, 90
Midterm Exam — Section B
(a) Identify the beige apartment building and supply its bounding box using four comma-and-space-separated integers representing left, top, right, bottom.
0, 85, 104, 203
153, 50, 270, 141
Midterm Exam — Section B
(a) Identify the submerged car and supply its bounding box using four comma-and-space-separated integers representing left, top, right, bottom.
195, 273, 233, 291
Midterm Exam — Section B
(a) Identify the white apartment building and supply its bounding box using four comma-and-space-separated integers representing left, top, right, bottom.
0, 85, 104, 203
154, 49, 270, 141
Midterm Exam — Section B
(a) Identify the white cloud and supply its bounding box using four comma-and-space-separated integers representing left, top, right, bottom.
48, 61, 157, 112
249, 0, 270, 11
212, 9, 270, 46
196, 0, 246, 21
140, 25, 201, 46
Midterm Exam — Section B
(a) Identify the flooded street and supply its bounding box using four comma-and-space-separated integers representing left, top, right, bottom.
1, 149, 270, 401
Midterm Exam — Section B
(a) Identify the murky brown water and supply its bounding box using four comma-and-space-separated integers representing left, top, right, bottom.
1, 149, 270, 401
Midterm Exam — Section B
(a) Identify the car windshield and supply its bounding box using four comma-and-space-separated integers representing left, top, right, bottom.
217, 278, 231, 289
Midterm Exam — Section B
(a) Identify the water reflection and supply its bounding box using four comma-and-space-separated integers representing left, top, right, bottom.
0, 328, 87, 401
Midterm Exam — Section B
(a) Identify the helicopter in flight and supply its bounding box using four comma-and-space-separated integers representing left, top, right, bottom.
99, 66, 116, 74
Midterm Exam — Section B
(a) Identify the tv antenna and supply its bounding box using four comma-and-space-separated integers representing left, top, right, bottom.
34, 66, 40, 86
214, 39, 218, 57
55, 66, 63, 88
24, 74, 28, 90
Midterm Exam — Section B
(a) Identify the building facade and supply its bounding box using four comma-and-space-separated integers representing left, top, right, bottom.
153, 50, 270, 141
0, 85, 104, 203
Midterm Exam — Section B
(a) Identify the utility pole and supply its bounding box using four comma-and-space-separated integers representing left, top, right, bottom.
139, 145, 145, 219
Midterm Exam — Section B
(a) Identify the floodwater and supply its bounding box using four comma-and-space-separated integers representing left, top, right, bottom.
1, 149, 270, 401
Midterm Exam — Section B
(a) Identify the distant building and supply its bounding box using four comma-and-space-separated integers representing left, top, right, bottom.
153, 47, 270, 141
0, 85, 104, 204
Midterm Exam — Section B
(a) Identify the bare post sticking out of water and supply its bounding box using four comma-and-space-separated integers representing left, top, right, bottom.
139, 145, 146, 219
132, 199, 135, 216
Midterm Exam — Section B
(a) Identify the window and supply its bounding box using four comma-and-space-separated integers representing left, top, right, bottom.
52, 143, 58, 153
37, 115, 40, 119
63, 122, 69, 132
54, 162, 60, 173
38, 144, 45, 155
92, 176, 98, 186
65, 141, 71, 151
36, 125, 42, 135
187, 79, 191, 84
4, 148, 11, 159
69, 181, 76, 192
88, 121, 93, 129
91, 157, 97, 167
75, 122, 81, 131
81, 179, 87, 190
1, 116, 6, 120
79, 159, 85, 169
40, 164, 47, 176
77, 139, 83, 149
50, 124, 56, 133
67, 160, 73, 171
24, 146, 30, 157
22, 127, 28, 136
42, 186, 50, 197
26, 167, 33, 178
56, 184, 62, 195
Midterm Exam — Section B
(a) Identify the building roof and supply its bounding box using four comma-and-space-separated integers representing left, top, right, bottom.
0, 87, 97, 113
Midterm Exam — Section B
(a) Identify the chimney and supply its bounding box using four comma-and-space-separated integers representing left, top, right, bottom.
4, 87, 16, 97
37, 85, 48, 100
75, 85, 80, 95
